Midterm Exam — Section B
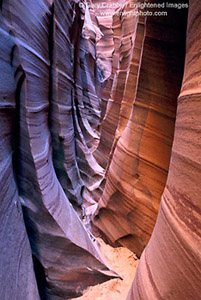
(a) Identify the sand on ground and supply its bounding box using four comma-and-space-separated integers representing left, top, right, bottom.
71, 237, 139, 300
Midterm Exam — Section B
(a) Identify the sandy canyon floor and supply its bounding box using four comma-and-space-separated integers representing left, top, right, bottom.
70, 237, 139, 300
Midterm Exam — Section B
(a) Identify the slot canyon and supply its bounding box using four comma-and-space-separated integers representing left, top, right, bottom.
0, 0, 201, 299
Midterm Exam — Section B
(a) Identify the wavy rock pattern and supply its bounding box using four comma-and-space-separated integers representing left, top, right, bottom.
127, 0, 201, 298
93, 1, 187, 256
1, 0, 201, 299
1, 0, 117, 299
85, 3, 120, 204
0, 12, 40, 300
88, 1, 140, 205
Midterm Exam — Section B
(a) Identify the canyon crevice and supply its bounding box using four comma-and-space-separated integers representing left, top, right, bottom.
0, 0, 201, 299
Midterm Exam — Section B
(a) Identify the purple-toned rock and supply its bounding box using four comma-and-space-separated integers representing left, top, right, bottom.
1, 0, 117, 298
0, 11, 39, 300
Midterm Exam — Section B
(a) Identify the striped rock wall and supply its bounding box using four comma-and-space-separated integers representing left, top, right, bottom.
0, 1, 117, 298
127, 0, 201, 298
93, 0, 187, 257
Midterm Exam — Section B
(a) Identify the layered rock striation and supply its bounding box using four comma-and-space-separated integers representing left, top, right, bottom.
0, 12, 40, 300
1, 0, 201, 299
0, 0, 117, 298
127, 0, 201, 298
93, 0, 187, 256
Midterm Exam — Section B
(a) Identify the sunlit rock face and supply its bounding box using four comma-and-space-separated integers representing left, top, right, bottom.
92, 0, 187, 257
127, 0, 201, 299
0, 0, 117, 298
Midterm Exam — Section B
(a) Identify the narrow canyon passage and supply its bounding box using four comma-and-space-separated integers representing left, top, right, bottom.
0, 1, 201, 300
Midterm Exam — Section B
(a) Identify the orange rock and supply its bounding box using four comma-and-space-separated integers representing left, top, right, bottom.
93, 0, 187, 257
128, 0, 201, 299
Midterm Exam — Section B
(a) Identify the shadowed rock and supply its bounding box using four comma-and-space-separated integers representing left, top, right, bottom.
0, 0, 117, 298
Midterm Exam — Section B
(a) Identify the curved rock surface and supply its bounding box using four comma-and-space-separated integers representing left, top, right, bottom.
93, 0, 187, 256
1, 0, 201, 299
0, 0, 117, 299
127, 0, 201, 299
0, 11, 40, 300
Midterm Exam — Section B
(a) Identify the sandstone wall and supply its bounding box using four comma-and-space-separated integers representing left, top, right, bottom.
93, 0, 187, 256
127, 0, 201, 298
1, 0, 200, 299
0, 10, 40, 300
0, 1, 117, 298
